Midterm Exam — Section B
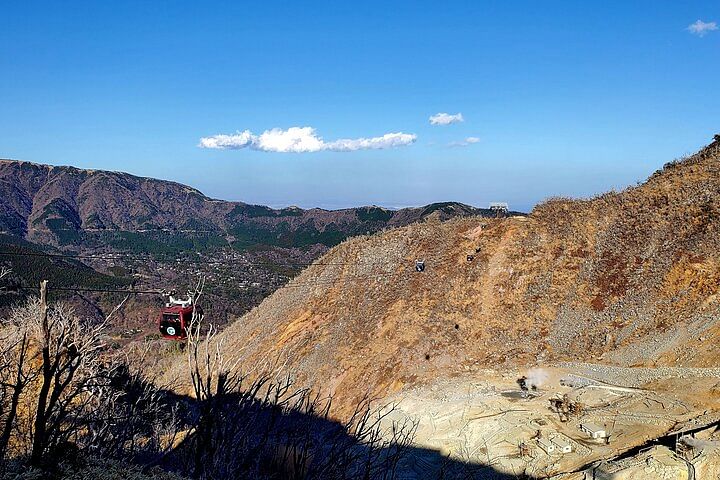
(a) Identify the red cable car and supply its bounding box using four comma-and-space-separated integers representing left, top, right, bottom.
158, 294, 202, 340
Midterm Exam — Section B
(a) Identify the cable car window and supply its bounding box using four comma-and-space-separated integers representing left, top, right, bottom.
160, 313, 182, 337
162, 313, 180, 323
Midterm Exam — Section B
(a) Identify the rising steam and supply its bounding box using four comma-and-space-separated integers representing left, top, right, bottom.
680, 436, 720, 451
524, 368, 549, 390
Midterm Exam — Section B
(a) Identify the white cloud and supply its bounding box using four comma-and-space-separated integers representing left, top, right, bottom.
254, 127, 325, 153
198, 130, 255, 149
449, 136, 481, 147
687, 19, 718, 36
325, 132, 418, 151
199, 127, 416, 153
429, 112, 464, 125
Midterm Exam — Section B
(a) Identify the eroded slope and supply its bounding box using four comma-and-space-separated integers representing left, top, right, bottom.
182, 140, 720, 415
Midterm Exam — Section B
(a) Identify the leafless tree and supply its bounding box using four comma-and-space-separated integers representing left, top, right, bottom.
82, 355, 183, 464
0, 266, 10, 281
179, 278, 417, 480
184, 278, 246, 477
2, 276, 417, 478
26, 280, 124, 467
0, 304, 35, 465
0, 278, 188, 474
0, 280, 129, 469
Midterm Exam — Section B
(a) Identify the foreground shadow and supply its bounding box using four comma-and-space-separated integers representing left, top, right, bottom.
152, 387, 524, 480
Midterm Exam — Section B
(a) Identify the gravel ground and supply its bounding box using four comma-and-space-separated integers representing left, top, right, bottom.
559, 362, 720, 388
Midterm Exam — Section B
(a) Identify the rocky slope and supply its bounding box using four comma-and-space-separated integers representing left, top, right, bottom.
184, 138, 720, 416
0, 159, 511, 250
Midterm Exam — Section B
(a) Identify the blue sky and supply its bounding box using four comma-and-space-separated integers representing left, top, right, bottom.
1, 1, 718, 211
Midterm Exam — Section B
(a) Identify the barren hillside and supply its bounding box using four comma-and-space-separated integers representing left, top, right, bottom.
174, 139, 720, 417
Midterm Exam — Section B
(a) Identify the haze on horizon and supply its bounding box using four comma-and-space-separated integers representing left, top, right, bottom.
1, 1, 718, 212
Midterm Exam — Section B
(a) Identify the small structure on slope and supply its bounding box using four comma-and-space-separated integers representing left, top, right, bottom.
551, 435, 573, 454
580, 422, 607, 440
537, 437, 556, 454
489, 202, 509, 217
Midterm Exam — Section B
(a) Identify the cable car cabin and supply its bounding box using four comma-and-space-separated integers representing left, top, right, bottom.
415, 260, 425, 272
158, 296, 202, 340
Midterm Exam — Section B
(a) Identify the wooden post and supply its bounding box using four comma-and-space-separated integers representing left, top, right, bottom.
39, 280, 48, 320
29, 280, 50, 467
39, 280, 49, 347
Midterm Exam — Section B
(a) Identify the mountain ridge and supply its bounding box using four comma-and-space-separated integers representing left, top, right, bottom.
0, 158, 519, 251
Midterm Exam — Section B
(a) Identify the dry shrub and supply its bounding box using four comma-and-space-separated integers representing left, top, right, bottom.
1, 289, 416, 480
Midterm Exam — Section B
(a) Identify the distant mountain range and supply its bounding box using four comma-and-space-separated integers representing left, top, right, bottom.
0, 159, 521, 251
